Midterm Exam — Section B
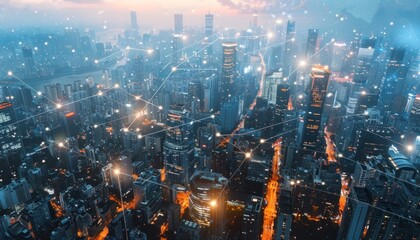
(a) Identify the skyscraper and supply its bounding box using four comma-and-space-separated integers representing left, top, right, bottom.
174, 14, 183, 35
220, 42, 237, 104
172, 34, 183, 63
22, 47, 35, 78
241, 196, 263, 239
274, 84, 290, 135
378, 48, 408, 114
163, 110, 194, 186
205, 14, 213, 37
0, 102, 23, 185
305, 29, 319, 59
301, 65, 330, 152
189, 171, 227, 237
283, 21, 296, 77
205, 14, 214, 56
130, 11, 138, 30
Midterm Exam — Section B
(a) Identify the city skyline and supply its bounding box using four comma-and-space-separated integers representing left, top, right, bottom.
0, 1, 419, 240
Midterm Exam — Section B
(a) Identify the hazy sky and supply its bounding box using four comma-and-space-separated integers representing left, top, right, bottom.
0, 0, 382, 30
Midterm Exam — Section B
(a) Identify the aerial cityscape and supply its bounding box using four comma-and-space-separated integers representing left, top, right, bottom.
0, 0, 419, 239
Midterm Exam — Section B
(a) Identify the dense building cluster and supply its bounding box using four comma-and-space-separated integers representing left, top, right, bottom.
0, 5, 419, 240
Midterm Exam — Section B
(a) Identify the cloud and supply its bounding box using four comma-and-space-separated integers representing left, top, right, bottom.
216, 0, 308, 14
62, 0, 103, 3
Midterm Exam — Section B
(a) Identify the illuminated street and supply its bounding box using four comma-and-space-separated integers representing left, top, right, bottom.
261, 139, 282, 240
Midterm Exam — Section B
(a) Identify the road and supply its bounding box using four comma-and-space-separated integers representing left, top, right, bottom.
324, 127, 348, 224
261, 139, 282, 240
324, 128, 337, 164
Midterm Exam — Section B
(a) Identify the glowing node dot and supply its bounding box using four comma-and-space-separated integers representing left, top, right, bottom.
158, 106, 163, 110
123, 128, 129, 132
210, 200, 217, 207
260, 139, 265, 143
56, 103, 62, 109
211, 114, 215, 119
114, 169, 120, 175
7, 71, 13, 76
94, 124, 98, 128
58, 142, 64, 147
216, 132, 221, 137
37, 91, 42, 96
245, 152, 251, 158
172, 67, 177, 72
137, 134, 143, 139
114, 83, 120, 88
407, 145, 414, 152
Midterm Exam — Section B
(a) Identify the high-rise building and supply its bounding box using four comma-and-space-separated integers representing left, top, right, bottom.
22, 46, 35, 78
409, 94, 420, 130
133, 169, 162, 223
163, 110, 194, 186
347, 38, 376, 114
130, 11, 138, 30
305, 29, 319, 59
274, 84, 290, 135
355, 125, 396, 162
220, 42, 237, 103
301, 65, 330, 152
378, 48, 408, 114
275, 189, 293, 240
283, 21, 296, 77
189, 171, 227, 237
330, 42, 347, 72
172, 34, 183, 63
174, 14, 183, 34
0, 102, 23, 185
241, 196, 263, 239
337, 187, 371, 240
205, 14, 213, 37
205, 14, 214, 56
111, 150, 133, 196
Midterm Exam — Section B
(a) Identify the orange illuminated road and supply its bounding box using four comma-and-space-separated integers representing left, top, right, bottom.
261, 139, 282, 240
324, 128, 336, 164
50, 199, 64, 218
323, 127, 348, 224
176, 191, 190, 216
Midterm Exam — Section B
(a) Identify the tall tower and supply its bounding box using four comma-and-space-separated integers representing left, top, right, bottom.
347, 38, 376, 114
220, 42, 237, 104
189, 171, 227, 237
378, 48, 408, 114
305, 29, 319, 60
130, 11, 138, 30
163, 110, 194, 187
174, 14, 183, 35
205, 14, 214, 56
283, 21, 296, 78
274, 84, 290, 134
301, 65, 330, 152
0, 102, 23, 185
22, 47, 35, 78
